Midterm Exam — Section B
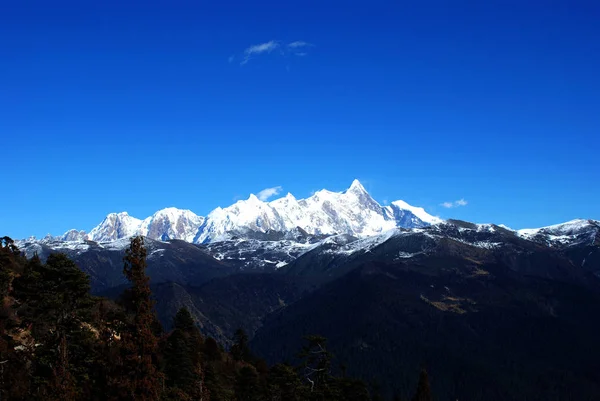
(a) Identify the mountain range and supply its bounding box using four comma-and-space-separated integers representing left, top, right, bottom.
17, 180, 600, 290
34, 180, 440, 244
12, 179, 600, 400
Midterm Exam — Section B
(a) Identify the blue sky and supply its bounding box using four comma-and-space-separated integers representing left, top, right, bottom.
1, 1, 599, 239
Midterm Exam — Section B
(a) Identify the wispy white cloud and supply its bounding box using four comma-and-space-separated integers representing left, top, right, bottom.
238, 40, 314, 65
241, 40, 280, 65
245, 40, 280, 55
257, 186, 283, 201
441, 199, 468, 208
287, 41, 313, 58
287, 41, 312, 48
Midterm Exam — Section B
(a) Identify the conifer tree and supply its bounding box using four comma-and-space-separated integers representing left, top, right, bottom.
298, 335, 339, 400
189, 363, 210, 401
0, 237, 19, 336
231, 328, 252, 363
204, 337, 222, 362
336, 377, 371, 401
411, 369, 432, 401
0, 237, 21, 401
111, 236, 163, 401
267, 363, 308, 401
163, 307, 209, 399
0, 237, 20, 300
44, 335, 77, 401
164, 310, 196, 390
164, 328, 195, 389
235, 366, 260, 401
11, 252, 94, 400
173, 306, 195, 331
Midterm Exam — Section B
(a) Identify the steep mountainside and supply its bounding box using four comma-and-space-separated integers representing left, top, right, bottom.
149, 274, 311, 343
253, 252, 600, 401
16, 237, 233, 292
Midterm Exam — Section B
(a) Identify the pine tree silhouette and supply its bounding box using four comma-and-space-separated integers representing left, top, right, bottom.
411, 368, 433, 401
112, 236, 163, 401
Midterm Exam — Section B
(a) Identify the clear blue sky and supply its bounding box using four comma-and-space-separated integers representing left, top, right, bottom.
1, 1, 599, 239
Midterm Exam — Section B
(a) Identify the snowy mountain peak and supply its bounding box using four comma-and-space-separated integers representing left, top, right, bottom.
87, 212, 143, 243
389, 200, 442, 225
518, 219, 597, 236
193, 180, 440, 243
518, 219, 599, 237
33, 180, 444, 245
517, 219, 599, 247
139, 207, 204, 242
347, 179, 367, 193
60, 229, 87, 242
247, 193, 262, 203
109, 212, 130, 218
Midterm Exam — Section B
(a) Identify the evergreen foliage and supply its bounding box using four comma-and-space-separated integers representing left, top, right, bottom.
231, 328, 252, 363
0, 236, 418, 401
411, 369, 432, 401
163, 307, 208, 399
111, 236, 163, 401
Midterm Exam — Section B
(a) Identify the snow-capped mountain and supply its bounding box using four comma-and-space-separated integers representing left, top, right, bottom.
85, 208, 204, 243
20, 180, 447, 245
60, 229, 88, 242
517, 219, 600, 247
87, 212, 142, 242
138, 208, 204, 242
23, 179, 599, 254
193, 179, 441, 243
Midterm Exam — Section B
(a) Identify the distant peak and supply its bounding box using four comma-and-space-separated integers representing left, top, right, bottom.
107, 211, 129, 218
390, 200, 443, 225
158, 207, 179, 212
154, 207, 192, 215
247, 193, 261, 203
347, 179, 367, 194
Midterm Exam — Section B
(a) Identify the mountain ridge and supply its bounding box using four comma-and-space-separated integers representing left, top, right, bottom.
31, 180, 442, 244
20, 180, 599, 251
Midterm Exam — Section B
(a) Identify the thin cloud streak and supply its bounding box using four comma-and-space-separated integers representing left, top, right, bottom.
441, 199, 468, 208
238, 40, 313, 65
287, 41, 312, 48
245, 40, 280, 55
242, 40, 280, 65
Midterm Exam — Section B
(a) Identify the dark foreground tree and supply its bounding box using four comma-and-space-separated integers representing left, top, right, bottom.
411, 369, 432, 401
267, 363, 308, 401
11, 251, 94, 400
0, 237, 24, 400
235, 366, 260, 401
163, 307, 208, 399
231, 328, 252, 363
298, 335, 340, 400
110, 236, 163, 401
